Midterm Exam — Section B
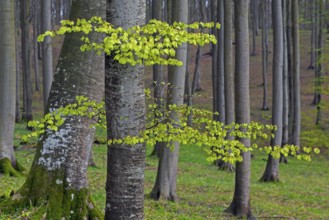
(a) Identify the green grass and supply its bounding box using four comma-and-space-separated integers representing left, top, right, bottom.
2, 127, 329, 219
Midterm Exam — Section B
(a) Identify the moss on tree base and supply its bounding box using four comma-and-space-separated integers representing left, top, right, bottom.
0, 187, 102, 219
0, 157, 24, 177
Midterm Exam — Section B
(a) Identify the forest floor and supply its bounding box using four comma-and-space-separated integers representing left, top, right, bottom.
1, 31, 329, 219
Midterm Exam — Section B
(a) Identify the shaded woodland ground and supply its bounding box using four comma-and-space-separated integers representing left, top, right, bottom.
1, 31, 329, 219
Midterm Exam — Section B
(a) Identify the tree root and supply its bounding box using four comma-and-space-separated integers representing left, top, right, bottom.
0, 158, 24, 177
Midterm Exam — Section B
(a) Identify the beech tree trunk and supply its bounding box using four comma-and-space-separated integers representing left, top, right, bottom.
150, 0, 188, 202
261, 0, 269, 111
1, 1, 105, 218
260, 0, 284, 182
21, 0, 33, 126
150, 0, 166, 158
41, 0, 54, 112
226, 1, 255, 219
105, 0, 146, 219
0, 0, 23, 177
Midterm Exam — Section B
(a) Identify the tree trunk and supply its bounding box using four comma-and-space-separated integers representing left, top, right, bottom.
1, 1, 105, 218
226, 0, 255, 219
211, 0, 218, 120
291, 0, 301, 147
150, 0, 188, 202
260, 0, 284, 182
41, 0, 54, 112
150, 0, 166, 158
105, 0, 146, 219
261, 0, 269, 111
21, 0, 34, 126
0, 0, 23, 177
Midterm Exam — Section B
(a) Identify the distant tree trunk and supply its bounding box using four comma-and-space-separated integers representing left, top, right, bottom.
0, 0, 23, 177
41, 0, 54, 112
291, 0, 301, 147
211, 0, 218, 120
286, 0, 294, 144
281, 0, 289, 164
251, 0, 258, 56
216, 0, 225, 122
0, 1, 105, 219
261, 0, 269, 111
105, 0, 146, 218
21, 0, 33, 126
260, 0, 283, 182
226, 1, 254, 219
308, 0, 315, 70
32, 0, 40, 92
315, 0, 324, 125
150, 0, 166, 158
150, 0, 188, 202
15, 0, 21, 123
192, 45, 202, 93
221, 0, 235, 172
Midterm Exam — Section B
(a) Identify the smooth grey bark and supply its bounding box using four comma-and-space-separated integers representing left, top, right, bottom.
261, 0, 269, 111
260, 0, 284, 182
150, 0, 166, 158
315, 0, 324, 125
191, 45, 202, 94
211, 0, 218, 119
32, 0, 40, 92
4, 1, 105, 218
105, 0, 146, 219
251, 0, 258, 56
226, 0, 254, 219
21, 0, 33, 125
0, 0, 19, 171
216, 0, 234, 172
216, 0, 225, 122
151, 0, 188, 202
308, 0, 315, 70
15, 0, 21, 123
41, 0, 54, 112
291, 0, 301, 147
281, 0, 289, 164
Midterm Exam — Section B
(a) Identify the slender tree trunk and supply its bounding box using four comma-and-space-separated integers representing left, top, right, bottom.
308, 0, 315, 70
0, 0, 23, 176
21, 0, 33, 126
226, 1, 254, 219
151, 0, 188, 202
260, 0, 284, 182
281, 0, 289, 164
315, 0, 324, 125
105, 0, 146, 219
41, 0, 54, 112
33, 0, 40, 92
15, 0, 21, 123
1, 1, 105, 218
150, 0, 166, 158
292, 0, 301, 147
261, 0, 269, 111
251, 0, 257, 56
211, 0, 218, 120
192, 45, 202, 94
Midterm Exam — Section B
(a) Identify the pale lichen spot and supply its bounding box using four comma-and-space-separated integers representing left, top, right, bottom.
71, 193, 75, 201
56, 179, 63, 185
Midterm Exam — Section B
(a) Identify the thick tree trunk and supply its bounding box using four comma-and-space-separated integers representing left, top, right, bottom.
105, 0, 146, 219
41, 0, 54, 112
1, 1, 105, 218
226, 1, 255, 219
151, 0, 188, 202
260, 0, 284, 182
0, 0, 23, 177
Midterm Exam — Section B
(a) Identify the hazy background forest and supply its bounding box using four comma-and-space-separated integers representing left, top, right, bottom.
1, 0, 329, 219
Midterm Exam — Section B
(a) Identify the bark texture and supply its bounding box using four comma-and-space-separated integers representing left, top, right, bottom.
226, 1, 255, 219
0, 0, 22, 176
0, 1, 105, 219
260, 0, 284, 182
105, 0, 146, 219
150, 0, 188, 202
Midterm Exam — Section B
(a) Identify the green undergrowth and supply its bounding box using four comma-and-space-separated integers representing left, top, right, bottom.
1, 132, 328, 219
